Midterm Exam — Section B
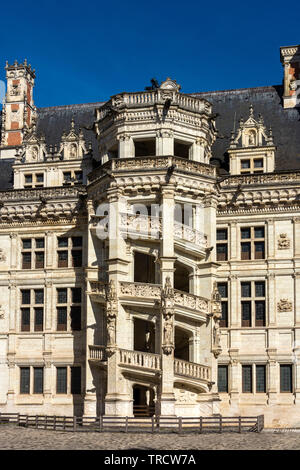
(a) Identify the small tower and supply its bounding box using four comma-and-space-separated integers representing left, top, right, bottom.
0, 60, 36, 158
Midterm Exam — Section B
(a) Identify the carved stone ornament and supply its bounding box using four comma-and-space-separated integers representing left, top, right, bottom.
161, 277, 175, 355
211, 282, 222, 358
0, 305, 4, 319
0, 249, 6, 262
277, 299, 292, 312
105, 280, 118, 353
278, 233, 290, 250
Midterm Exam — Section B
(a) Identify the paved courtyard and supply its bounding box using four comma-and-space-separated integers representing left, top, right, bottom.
0, 425, 299, 450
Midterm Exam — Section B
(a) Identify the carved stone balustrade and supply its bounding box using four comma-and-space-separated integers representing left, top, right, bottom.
119, 348, 161, 371
89, 345, 107, 361
174, 358, 211, 382
119, 281, 161, 299
173, 289, 209, 315
88, 155, 216, 184
174, 222, 207, 251
120, 213, 161, 240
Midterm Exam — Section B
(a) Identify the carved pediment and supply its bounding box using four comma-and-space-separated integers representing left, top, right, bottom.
160, 77, 181, 91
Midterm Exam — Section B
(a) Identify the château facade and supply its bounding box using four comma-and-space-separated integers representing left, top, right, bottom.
0, 44, 299, 428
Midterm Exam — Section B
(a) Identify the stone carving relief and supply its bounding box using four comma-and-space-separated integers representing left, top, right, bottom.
277, 299, 292, 312
277, 233, 290, 250
0, 305, 5, 319
0, 249, 7, 262
211, 282, 222, 358
161, 276, 175, 355
105, 280, 118, 355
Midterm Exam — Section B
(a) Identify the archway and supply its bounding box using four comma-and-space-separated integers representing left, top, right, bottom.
134, 318, 155, 353
175, 327, 192, 361
174, 261, 191, 292
133, 384, 155, 416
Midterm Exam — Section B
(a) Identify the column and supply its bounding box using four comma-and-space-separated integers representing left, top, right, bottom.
293, 218, 300, 257
266, 219, 275, 259
156, 130, 173, 156
118, 134, 135, 159
10, 233, 17, 269
191, 138, 205, 162
229, 275, 239, 327
267, 359, 278, 405
229, 222, 237, 260
283, 62, 290, 98
229, 358, 240, 405
159, 184, 176, 416
268, 273, 276, 326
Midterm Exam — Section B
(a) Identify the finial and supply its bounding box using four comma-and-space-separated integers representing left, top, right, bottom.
71, 117, 75, 129
24, 58, 27, 66
249, 104, 254, 116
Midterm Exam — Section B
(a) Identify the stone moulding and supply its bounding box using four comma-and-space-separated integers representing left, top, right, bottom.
88, 155, 216, 184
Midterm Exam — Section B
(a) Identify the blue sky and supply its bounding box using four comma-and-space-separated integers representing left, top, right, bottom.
0, 0, 299, 107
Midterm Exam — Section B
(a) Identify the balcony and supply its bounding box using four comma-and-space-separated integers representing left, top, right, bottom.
89, 345, 212, 391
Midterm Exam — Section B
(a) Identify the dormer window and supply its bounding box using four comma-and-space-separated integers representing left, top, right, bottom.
240, 158, 264, 175
24, 173, 44, 188
63, 170, 83, 186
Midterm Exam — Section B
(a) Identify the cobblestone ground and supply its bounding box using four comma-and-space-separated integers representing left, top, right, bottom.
0, 426, 299, 450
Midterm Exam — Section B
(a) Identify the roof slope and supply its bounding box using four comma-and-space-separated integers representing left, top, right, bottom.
192, 85, 300, 171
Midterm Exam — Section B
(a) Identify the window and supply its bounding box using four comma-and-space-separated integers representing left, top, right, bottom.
280, 365, 293, 393
241, 281, 266, 327
56, 366, 82, 394
216, 228, 228, 261
240, 227, 265, 260
24, 173, 44, 188
240, 158, 264, 174
217, 282, 228, 327
57, 367, 67, 394
63, 170, 83, 186
56, 287, 81, 331
20, 367, 30, 394
256, 365, 266, 393
57, 236, 82, 268
242, 365, 252, 393
20, 367, 44, 394
218, 365, 228, 392
21, 288, 44, 332
21, 238, 45, 269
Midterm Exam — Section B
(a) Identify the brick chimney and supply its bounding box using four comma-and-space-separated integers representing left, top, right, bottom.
280, 45, 300, 109
0, 59, 36, 158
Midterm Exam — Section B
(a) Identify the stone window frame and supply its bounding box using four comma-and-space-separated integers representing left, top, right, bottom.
217, 281, 228, 327
56, 235, 83, 268
56, 365, 82, 395
217, 364, 229, 393
240, 279, 266, 327
280, 363, 293, 393
19, 366, 44, 395
216, 227, 228, 261
56, 286, 82, 332
23, 172, 44, 188
240, 157, 264, 175
241, 363, 267, 394
62, 169, 83, 186
240, 226, 265, 260
20, 287, 44, 332
21, 237, 45, 270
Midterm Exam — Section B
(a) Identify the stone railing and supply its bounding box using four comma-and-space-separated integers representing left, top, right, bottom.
119, 282, 209, 314
119, 348, 161, 371
174, 289, 209, 314
88, 281, 107, 298
0, 185, 85, 202
120, 213, 161, 239
219, 171, 300, 188
174, 358, 211, 381
174, 222, 207, 249
119, 281, 161, 299
88, 155, 215, 183
89, 345, 107, 361
96, 90, 211, 120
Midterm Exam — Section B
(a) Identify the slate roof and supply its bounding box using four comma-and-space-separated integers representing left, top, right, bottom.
0, 84, 299, 190
192, 85, 300, 172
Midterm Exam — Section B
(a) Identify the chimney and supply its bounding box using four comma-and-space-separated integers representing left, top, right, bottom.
280, 45, 300, 109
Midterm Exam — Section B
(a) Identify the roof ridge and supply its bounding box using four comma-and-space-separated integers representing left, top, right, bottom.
37, 101, 105, 112
191, 85, 281, 95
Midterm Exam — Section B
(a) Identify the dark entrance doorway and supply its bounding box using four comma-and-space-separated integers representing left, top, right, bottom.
133, 385, 155, 417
